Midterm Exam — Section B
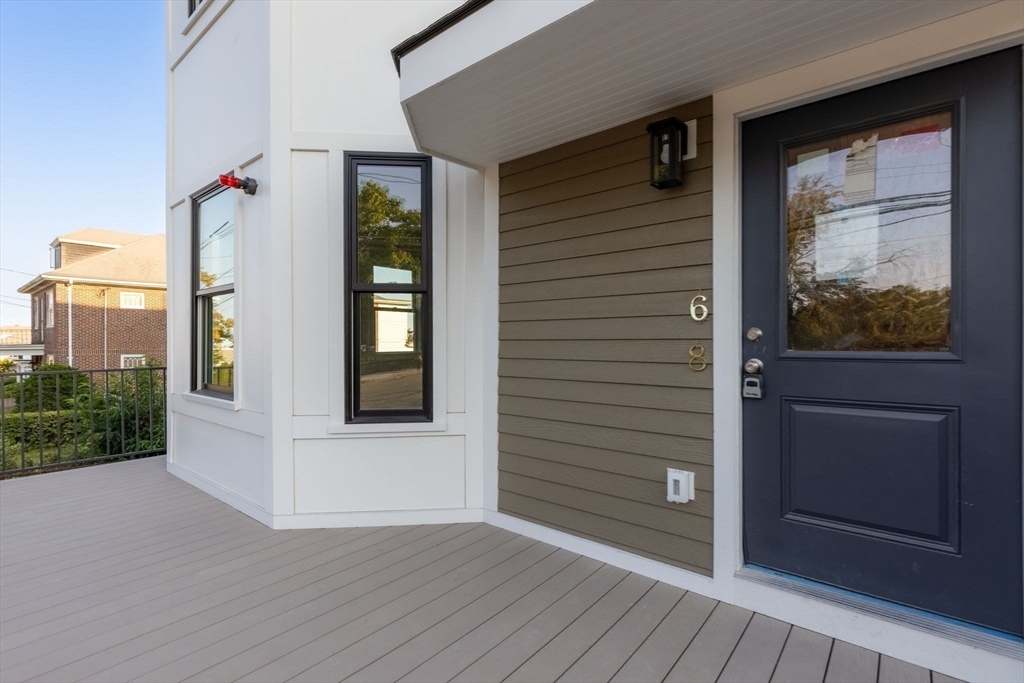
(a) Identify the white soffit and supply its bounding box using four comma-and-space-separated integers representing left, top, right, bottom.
400, 0, 1005, 167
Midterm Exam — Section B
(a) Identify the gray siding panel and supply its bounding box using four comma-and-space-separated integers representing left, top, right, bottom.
498, 98, 715, 576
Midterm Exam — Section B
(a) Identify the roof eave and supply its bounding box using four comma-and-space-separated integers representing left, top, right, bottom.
18, 274, 167, 293
391, 0, 493, 74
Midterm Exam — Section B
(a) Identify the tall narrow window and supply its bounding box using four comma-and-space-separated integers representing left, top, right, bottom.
192, 184, 235, 397
345, 153, 432, 422
46, 291, 54, 327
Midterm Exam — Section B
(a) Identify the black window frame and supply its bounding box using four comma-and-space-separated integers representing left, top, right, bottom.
344, 151, 433, 424
191, 181, 235, 398
187, 0, 204, 17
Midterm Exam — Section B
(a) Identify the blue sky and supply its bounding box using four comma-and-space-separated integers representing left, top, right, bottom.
0, 0, 165, 326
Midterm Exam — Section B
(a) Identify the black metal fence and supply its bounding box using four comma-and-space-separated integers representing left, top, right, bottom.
0, 367, 167, 478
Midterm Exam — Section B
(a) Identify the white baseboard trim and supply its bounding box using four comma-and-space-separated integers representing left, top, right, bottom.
483, 510, 718, 596
733, 571, 1023, 683
738, 567, 1023, 661
167, 461, 274, 527
269, 508, 484, 529
168, 463, 485, 530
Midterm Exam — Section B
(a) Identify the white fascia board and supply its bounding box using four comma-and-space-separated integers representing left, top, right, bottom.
399, 0, 594, 102
52, 239, 126, 248
19, 275, 166, 292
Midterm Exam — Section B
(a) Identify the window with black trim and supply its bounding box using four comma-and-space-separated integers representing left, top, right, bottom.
192, 183, 235, 397
345, 152, 432, 423
187, 0, 204, 17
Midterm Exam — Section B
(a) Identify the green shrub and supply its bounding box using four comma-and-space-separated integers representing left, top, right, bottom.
1, 409, 98, 453
88, 369, 166, 454
13, 365, 91, 411
2, 376, 19, 399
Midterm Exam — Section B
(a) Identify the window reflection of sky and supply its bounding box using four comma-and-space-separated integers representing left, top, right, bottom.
198, 190, 235, 289
358, 165, 421, 208
787, 116, 951, 291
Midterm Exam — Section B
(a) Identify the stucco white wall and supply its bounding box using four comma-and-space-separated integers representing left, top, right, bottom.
291, 0, 461, 136
166, 0, 486, 522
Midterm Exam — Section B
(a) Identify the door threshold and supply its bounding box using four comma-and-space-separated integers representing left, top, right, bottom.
735, 565, 1023, 660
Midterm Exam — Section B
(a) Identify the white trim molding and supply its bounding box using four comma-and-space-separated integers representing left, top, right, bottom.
484, 510, 717, 596
168, 459, 272, 526
271, 508, 484, 530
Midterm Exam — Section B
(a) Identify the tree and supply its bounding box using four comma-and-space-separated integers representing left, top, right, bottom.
0, 358, 15, 373
14, 364, 91, 411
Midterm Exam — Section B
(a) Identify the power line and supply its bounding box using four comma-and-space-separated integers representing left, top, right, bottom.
0, 267, 38, 277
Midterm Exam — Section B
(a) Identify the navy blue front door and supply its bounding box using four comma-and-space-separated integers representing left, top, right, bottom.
742, 49, 1022, 636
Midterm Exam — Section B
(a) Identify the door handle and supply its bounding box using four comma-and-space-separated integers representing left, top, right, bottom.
744, 358, 764, 374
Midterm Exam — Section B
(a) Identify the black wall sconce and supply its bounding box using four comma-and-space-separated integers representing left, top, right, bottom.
646, 117, 687, 189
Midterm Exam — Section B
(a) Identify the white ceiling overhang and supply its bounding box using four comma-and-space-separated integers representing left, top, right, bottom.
398, 0, 1006, 168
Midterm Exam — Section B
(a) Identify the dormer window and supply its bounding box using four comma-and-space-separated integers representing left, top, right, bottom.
49, 245, 61, 269
188, 0, 204, 17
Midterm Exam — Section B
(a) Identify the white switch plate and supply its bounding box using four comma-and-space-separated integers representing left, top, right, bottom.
682, 120, 697, 160
667, 468, 696, 504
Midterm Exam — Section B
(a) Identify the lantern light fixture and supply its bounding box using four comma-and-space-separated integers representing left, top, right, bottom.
646, 117, 687, 189
218, 174, 258, 195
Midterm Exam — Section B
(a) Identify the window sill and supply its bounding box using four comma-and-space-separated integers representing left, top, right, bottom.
182, 390, 239, 411
325, 419, 449, 435
181, 0, 213, 36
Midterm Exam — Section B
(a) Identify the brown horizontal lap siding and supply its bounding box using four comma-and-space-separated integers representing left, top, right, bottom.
498, 97, 714, 575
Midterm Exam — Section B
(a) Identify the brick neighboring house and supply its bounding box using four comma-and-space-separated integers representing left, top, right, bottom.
17, 229, 166, 370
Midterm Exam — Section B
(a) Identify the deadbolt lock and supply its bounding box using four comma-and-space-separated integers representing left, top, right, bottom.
746, 327, 762, 342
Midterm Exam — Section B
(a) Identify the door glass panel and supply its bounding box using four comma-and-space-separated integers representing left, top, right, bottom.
785, 111, 952, 351
356, 164, 423, 284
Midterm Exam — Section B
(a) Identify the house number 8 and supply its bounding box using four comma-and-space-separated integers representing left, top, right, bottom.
690, 294, 709, 322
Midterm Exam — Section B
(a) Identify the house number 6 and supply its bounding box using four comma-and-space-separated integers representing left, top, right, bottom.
690, 293, 709, 322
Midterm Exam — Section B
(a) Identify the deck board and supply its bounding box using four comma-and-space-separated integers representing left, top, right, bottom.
771, 626, 833, 683
0, 457, 962, 683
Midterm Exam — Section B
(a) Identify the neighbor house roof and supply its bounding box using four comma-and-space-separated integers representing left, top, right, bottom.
19, 234, 166, 293
50, 228, 149, 248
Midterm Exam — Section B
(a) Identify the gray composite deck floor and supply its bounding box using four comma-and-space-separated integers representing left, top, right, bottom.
0, 456, 962, 683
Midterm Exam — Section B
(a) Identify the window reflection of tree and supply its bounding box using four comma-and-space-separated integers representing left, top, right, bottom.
787, 175, 951, 352
356, 180, 422, 283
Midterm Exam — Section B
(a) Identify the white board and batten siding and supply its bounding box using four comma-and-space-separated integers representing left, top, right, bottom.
285, 0, 482, 519
166, 0, 270, 510
166, 0, 482, 519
